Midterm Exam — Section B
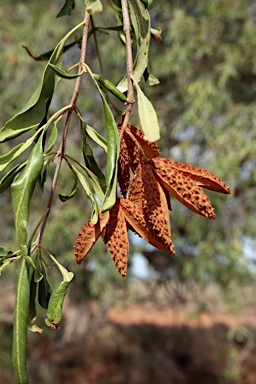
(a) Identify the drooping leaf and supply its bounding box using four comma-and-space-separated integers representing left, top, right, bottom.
45, 256, 74, 328
117, 0, 151, 92
0, 162, 27, 193
85, 0, 103, 14
11, 134, 44, 256
45, 280, 70, 328
56, 0, 75, 18
12, 260, 30, 384
80, 123, 106, 192
84, 64, 119, 212
59, 177, 78, 202
76, 110, 107, 152
133, 79, 160, 141
0, 21, 84, 142
71, 166, 99, 223
93, 74, 127, 102
49, 63, 83, 79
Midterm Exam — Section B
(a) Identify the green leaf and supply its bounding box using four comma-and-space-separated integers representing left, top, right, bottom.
28, 274, 37, 332
45, 280, 70, 327
72, 166, 99, 223
85, 0, 103, 14
44, 255, 73, 327
11, 134, 44, 256
12, 259, 30, 384
45, 122, 58, 153
56, 0, 75, 18
0, 131, 38, 172
76, 109, 107, 151
84, 64, 119, 212
93, 74, 127, 102
133, 79, 160, 141
59, 177, 78, 202
49, 63, 83, 79
0, 162, 27, 193
117, 0, 151, 92
80, 124, 106, 184
0, 21, 84, 142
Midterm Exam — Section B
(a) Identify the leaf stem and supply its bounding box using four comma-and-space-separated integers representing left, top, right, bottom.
35, 11, 91, 248
120, 0, 135, 136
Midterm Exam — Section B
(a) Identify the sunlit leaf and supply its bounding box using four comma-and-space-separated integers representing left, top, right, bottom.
133, 79, 160, 141
85, 0, 103, 14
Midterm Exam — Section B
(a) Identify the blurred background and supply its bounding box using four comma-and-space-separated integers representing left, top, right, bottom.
1, 0, 256, 383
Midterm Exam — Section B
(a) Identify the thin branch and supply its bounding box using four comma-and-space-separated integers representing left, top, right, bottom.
120, 0, 135, 136
35, 11, 91, 248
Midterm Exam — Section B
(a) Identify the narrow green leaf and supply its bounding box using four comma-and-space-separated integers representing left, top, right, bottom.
85, 124, 107, 152
0, 21, 84, 142
84, 64, 119, 212
0, 132, 38, 172
45, 281, 70, 327
44, 255, 73, 327
80, 124, 106, 184
133, 79, 160, 141
85, 0, 103, 14
45, 122, 58, 153
84, 167, 105, 201
117, 0, 151, 92
76, 111, 107, 152
56, 0, 75, 18
59, 177, 78, 202
72, 166, 98, 223
12, 134, 44, 256
49, 63, 83, 79
12, 260, 30, 384
93, 74, 127, 102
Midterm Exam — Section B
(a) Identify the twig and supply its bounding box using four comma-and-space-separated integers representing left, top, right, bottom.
35, 11, 91, 248
120, 0, 135, 137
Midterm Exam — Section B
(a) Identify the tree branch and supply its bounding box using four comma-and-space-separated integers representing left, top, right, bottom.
120, 0, 135, 134
35, 11, 91, 248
